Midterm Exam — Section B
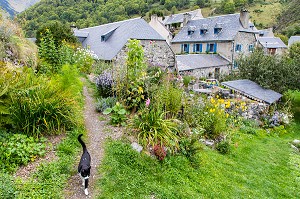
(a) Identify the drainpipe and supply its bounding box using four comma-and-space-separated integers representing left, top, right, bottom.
231, 40, 235, 71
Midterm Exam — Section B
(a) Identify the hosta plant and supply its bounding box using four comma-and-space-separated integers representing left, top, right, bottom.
103, 102, 127, 126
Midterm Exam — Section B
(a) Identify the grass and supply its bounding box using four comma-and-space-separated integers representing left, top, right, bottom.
97, 124, 300, 198
249, 0, 283, 28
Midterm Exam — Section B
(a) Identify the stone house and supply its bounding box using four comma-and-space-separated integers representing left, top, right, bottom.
257, 37, 287, 55
149, 14, 173, 45
163, 9, 203, 32
288, 36, 300, 47
171, 10, 258, 79
74, 18, 175, 70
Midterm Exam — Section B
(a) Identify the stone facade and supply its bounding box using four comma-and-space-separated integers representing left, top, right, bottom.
233, 31, 257, 61
179, 65, 230, 79
149, 15, 173, 45
171, 31, 256, 63
114, 39, 175, 70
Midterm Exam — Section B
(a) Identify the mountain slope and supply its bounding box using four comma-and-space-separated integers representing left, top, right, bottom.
0, 0, 40, 16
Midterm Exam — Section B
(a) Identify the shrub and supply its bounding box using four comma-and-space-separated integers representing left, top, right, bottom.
95, 97, 117, 113
179, 134, 202, 161
128, 107, 180, 151
183, 75, 191, 88
9, 66, 82, 137
73, 48, 97, 73
0, 173, 16, 198
184, 96, 227, 139
103, 102, 128, 126
216, 140, 231, 154
92, 60, 112, 75
153, 144, 167, 161
153, 79, 184, 119
0, 132, 46, 172
95, 70, 114, 97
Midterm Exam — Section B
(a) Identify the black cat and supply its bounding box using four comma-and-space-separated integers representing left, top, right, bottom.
78, 134, 91, 195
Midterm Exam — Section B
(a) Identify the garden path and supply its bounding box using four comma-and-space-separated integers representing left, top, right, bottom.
64, 86, 123, 199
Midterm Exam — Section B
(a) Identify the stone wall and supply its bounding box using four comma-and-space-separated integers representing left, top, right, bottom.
171, 41, 233, 61
233, 31, 256, 60
179, 64, 230, 79
114, 39, 175, 70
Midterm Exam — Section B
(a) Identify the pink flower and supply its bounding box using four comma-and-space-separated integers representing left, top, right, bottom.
146, 98, 150, 107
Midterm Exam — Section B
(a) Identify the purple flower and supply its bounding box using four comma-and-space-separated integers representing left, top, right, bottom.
146, 98, 150, 107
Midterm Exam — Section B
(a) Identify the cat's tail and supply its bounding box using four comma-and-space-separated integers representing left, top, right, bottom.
78, 134, 87, 152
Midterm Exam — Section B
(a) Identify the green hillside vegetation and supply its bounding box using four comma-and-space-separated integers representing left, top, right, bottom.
17, 0, 192, 37
276, 0, 300, 37
0, 12, 37, 68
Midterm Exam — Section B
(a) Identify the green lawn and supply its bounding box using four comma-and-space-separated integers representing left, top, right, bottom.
97, 124, 300, 198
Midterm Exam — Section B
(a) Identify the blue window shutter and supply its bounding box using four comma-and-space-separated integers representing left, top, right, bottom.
240, 44, 242, 51
193, 44, 196, 52
214, 43, 217, 53
187, 44, 190, 53
206, 43, 209, 52
235, 44, 238, 52
200, 44, 202, 52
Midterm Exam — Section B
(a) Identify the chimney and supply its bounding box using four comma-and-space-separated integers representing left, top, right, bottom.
151, 14, 158, 22
239, 9, 249, 29
70, 24, 77, 32
183, 13, 191, 27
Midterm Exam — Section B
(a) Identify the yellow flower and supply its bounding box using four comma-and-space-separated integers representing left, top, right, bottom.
226, 113, 229, 118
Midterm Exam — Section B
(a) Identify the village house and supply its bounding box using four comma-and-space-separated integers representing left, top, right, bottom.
163, 9, 203, 32
171, 10, 258, 79
288, 36, 300, 47
149, 14, 173, 45
257, 37, 287, 55
74, 18, 175, 70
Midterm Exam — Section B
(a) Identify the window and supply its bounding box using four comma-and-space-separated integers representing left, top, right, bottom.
101, 35, 105, 42
268, 48, 276, 55
193, 44, 202, 53
235, 44, 242, 52
206, 43, 217, 53
214, 28, 222, 34
248, 44, 254, 52
181, 44, 190, 53
188, 30, 194, 35
233, 60, 238, 69
200, 29, 207, 35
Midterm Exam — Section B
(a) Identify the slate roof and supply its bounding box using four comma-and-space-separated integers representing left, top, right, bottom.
258, 37, 287, 48
77, 18, 165, 60
172, 13, 257, 43
176, 54, 230, 71
221, 79, 282, 104
288, 36, 300, 46
163, 9, 201, 25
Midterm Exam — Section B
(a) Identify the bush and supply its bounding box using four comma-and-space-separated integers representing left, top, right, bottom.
153, 144, 167, 161
128, 107, 180, 151
0, 132, 46, 172
95, 70, 114, 97
96, 97, 117, 113
216, 140, 231, 154
9, 66, 82, 137
0, 173, 16, 198
103, 102, 128, 126
184, 97, 227, 139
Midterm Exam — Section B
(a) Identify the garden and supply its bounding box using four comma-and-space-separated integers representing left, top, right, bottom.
0, 14, 299, 198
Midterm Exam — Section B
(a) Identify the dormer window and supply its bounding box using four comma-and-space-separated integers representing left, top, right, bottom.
214, 23, 223, 34
188, 26, 196, 35
200, 24, 208, 35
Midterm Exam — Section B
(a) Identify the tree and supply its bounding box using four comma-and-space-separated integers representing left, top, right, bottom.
236, 48, 300, 93
36, 21, 78, 47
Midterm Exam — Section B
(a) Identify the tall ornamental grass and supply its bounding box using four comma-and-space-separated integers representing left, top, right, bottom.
9, 65, 82, 137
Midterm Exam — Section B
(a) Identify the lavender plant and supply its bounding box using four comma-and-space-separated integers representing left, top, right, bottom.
95, 70, 114, 97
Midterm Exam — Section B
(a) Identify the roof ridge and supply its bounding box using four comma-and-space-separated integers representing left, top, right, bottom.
80, 17, 142, 30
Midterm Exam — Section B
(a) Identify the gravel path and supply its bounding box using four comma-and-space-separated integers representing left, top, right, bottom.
64, 86, 123, 199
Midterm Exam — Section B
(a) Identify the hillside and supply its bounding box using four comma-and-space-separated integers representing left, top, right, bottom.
275, 0, 300, 36
0, 0, 40, 16
17, 0, 290, 37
